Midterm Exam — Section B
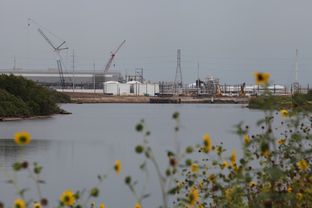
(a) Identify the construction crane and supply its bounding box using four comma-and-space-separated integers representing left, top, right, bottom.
104, 40, 126, 73
28, 18, 68, 89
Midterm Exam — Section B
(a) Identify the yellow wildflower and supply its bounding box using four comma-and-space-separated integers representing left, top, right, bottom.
243, 134, 250, 144
221, 161, 228, 169
249, 181, 257, 187
254, 72, 270, 85
191, 163, 199, 173
296, 193, 303, 201
99, 203, 105, 208
14, 199, 26, 208
277, 138, 286, 145
189, 188, 199, 205
33, 202, 41, 208
224, 187, 235, 202
297, 159, 309, 171
208, 174, 216, 183
60, 190, 76, 206
230, 150, 237, 167
134, 202, 141, 208
287, 187, 292, 193
203, 133, 212, 153
114, 160, 122, 175
279, 109, 289, 118
14, 131, 31, 145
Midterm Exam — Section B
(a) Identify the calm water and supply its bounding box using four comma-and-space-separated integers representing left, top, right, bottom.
0, 104, 265, 207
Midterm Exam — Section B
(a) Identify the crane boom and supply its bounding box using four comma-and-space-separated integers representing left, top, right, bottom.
38, 28, 57, 50
104, 40, 126, 73
29, 20, 68, 89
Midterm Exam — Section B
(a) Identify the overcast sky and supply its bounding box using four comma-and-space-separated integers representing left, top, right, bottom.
1, 0, 312, 85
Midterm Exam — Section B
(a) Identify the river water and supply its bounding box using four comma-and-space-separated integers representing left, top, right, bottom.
0, 104, 265, 207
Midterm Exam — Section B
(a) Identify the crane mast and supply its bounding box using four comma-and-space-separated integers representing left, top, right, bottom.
104, 40, 126, 73
28, 18, 68, 89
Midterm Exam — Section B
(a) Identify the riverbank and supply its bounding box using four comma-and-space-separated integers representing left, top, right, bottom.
64, 92, 249, 104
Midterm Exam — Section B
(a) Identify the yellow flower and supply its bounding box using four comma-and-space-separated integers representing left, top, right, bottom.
230, 150, 237, 167
277, 138, 286, 145
191, 163, 199, 173
280, 109, 289, 118
297, 159, 309, 171
134, 202, 141, 208
296, 193, 303, 201
243, 134, 250, 145
114, 160, 121, 175
99, 203, 105, 208
225, 187, 235, 202
254, 72, 270, 85
33, 202, 41, 208
60, 190, 76, 206
189, 188, 199, 205
14, 131, 31, 145
203, 133, 212, 153
14, 199, 26, 208
287, 187, 292, 193
249, 181, 257, 187
221, 161, 228, 169
208, 174, 216, 183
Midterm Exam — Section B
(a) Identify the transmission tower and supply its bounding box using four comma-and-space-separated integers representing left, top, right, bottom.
174, 49, 183, 93
293, 49, 300, 93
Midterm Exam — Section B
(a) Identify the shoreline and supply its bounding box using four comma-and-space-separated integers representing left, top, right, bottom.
64, 92, 249, 104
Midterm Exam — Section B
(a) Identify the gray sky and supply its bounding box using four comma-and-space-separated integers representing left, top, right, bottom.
1, 0, 312, 85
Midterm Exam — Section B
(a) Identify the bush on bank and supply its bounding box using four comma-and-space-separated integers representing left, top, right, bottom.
0, 74, 70, 117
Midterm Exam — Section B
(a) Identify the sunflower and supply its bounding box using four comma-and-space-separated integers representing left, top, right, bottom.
114, 160, 121, 175
277, 138, 286, 145
254, 72, 270, 85
191, 163, 199, 173
202, 133, 212, 153
297, 159, 309, 171
279, 109, 289, 118
249, 181, 257, 187
189, 188, 199, 205
60, 190, 76, 206
221, 160, 228, 169
33, 202, 41, 208
243, 134, 250, 144
134, 202, 141, 208
14, 199, 26, 208
14, 132, 31, 145
230, 150, 237, 167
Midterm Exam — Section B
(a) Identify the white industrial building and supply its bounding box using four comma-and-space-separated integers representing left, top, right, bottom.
103, 81, 159, 96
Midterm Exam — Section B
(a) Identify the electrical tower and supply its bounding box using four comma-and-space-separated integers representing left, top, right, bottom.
293, 49, 300, 93
174, 49, 183, 93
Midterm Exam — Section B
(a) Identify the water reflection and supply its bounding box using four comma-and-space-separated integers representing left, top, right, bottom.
0, 139, 51, 167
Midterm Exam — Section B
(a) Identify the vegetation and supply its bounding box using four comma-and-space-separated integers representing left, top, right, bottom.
0, 72, 312, 207
248, 90, 312, 112
0, 74, 70, 117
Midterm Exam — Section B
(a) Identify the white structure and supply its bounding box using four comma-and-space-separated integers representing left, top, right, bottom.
103, 81, 159, 96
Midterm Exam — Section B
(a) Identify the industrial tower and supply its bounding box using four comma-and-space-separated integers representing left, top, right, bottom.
293, 49, 300, 93
174, 49, 183, 94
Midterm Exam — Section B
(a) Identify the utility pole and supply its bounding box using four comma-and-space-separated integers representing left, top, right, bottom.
13, 56, 16, 71
93, 61, 96, 93
174, 49, 183, 94
72, 49, 75, 92
197, 62, 200, 96
295, 49, 299, 82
